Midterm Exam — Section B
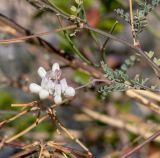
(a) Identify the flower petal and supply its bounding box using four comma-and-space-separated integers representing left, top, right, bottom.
54, 84, 61, 96
29, 83, 41, 93
52, 63, 60, 73
60, 78, 68, 93
39, 89, 49, 99
37, 67, 46, 78
64, 87, 75, 97
54, 95, 62, 104
49, 80, 55, 92
41, 78, 55, 90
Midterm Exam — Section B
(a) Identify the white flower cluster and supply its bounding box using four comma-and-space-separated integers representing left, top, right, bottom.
29, 63, 75, 104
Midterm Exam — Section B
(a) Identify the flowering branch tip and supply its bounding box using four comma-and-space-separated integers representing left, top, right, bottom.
29, 63, 75, 103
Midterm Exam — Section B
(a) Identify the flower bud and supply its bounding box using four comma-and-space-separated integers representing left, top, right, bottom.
38, 67, 46, 78
60, 78, 68, 93
54, 95, 62, 104
41, 78, 55, 91
39, 89, 49, 99
54, 84, 61, 96
52, 63, 60, 72
64, 87, 75, 97
29, 83, 41, 93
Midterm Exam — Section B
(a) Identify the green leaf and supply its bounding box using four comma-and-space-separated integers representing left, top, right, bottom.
121, 65, 127, 71
130, 55, 136, 61
125, 59, 131, 65
69, 15, 76, 20
101, 63, 115, 80
146, 51, 154, 58
99, 83, 127, 96
70, 6, 77, 12
115, 9, 130, 23
75, 0, 82, 5
153, 57, 160, 66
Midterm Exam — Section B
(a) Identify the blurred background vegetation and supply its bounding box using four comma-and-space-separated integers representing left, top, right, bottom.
0, 0, 160, 157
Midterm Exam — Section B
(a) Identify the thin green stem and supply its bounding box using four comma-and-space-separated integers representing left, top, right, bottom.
47, 0, 85, 23
100, 21, 118, 62
57, 15, 91, 64
48, 0, 70, 17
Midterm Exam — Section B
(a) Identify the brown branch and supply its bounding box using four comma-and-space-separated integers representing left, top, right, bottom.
0, 13, 107, 80
0, 108, 29, 129
10, 147, 38, 158
0, 25, 77, 44
47, 108, 93, 157
5, 115, 48, 143
84, 25, 160, 78
0, 139, 25, 149
81, 107, 160, 143
121, 130, 160, 158
126, 90, 160, 114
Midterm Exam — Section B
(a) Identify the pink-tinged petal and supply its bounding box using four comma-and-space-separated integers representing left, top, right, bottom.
41, 78, 55, 92
54, 95, 62, 104
64, 87, 75, 97
37, 67, 46, 78
49, 81, 55, 93
52, 63, 60, 73
54, 84, 61, 96
29, 83, 41, 93
39, 89, 49, 99
60, 78, 68, 93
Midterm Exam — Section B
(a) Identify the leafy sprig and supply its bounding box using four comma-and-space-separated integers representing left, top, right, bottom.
99, 62, 157, 98
120, 55, 138, 72
115, 0, 160, 36
145, 51, 160, 66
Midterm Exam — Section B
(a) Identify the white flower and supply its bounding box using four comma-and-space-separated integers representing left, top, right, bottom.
64, 87, 75, 97
39, 89, 49, 100
54, 95, 62, 104
41, 78, 55, 94
52, 63, 60, 72
60, 78, 75, 97
60, 78, 68, 93
29, 83, 50, 99
29, 63, 76, 102
37, 67, 46, 78
29, 83, 41, 93
54, 84, 61, 96
29, 65, 57, 100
